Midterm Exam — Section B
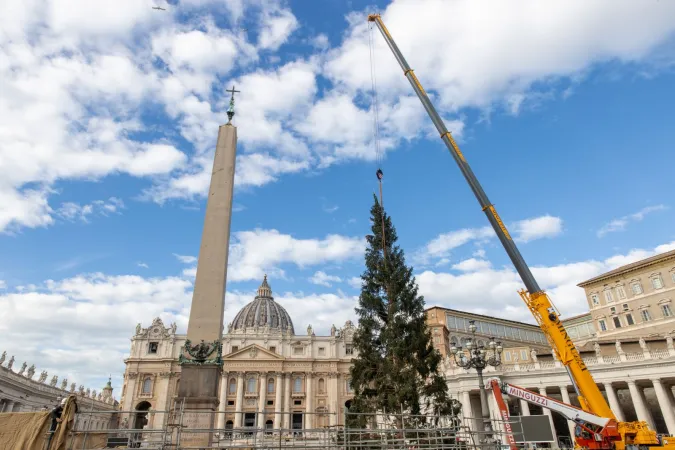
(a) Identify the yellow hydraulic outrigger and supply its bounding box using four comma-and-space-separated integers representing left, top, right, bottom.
368, 13, 674, 450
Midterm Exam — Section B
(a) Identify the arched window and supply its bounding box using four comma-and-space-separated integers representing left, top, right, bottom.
142, 377, 152, 394
346, 379, 353, 393
229, 378, 236, 394
318, 378, 325, 394
247, 377, 256, 393
293, 377, 302, 393
267, 378, 274, 393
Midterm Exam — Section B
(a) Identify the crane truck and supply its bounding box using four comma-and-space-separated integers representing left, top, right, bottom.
367, 13, 675, 450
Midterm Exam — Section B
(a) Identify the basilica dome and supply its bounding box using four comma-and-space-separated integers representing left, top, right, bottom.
230, 276, 294, 333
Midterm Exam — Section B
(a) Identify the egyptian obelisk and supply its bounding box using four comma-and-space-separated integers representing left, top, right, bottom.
177, 86, 239, 446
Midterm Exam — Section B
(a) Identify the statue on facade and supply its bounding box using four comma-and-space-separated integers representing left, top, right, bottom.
0, 351, 5, 366
97, 393, 102, 401
594, 341, 601, 357
61, 379, 68, 390
50, 375, 58, 386
639, 337, 648, 351
227, 322, 233, 333
307, 324, 313, 336
666, 334, 674, 350
170, 322, 177, 334
86, 388, 91, 397
18, 362, 27, 376
92, 390, 97, 398
530, 348, 538, 362
38, 370, 48, 383
27, 364, 36, 379
615, 340, 624, 355
7, 356, 14, 371
78, 385, 85, 395
330, 324, 337, 336
70, 383, 76, 393
136, 323, 142, 335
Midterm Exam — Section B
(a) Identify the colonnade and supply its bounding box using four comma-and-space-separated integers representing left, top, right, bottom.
459, 377, 675, 444
216, 371, 347, 430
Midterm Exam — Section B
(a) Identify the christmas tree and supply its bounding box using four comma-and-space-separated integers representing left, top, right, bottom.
349, 194, 459, 430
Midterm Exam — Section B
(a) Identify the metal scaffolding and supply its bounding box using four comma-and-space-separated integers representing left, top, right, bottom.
52, 401, 536, 450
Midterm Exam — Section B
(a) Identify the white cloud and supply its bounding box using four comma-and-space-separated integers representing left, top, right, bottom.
452, 258, 492, 272
417, 240, 675, 322
174, 254, 197, 264
137, 262, 149, 269
172, 230, 364, 283
597, 205, 668, 237
512, 215, 563, 243
0, 280, 5, 289
228, 229, 365, 282
326, 1, 675, 112
347, 277, 362, 289
416, 215, 563, 264
257, 6, 299, 51
309, 271, 342, 287
56, 197, 125, 223
0, 272, 193, 394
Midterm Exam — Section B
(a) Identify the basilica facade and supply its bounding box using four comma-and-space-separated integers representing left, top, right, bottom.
120, 276, 356, 431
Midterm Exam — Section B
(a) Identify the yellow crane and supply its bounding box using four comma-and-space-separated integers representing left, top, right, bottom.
367, 13, 675, 450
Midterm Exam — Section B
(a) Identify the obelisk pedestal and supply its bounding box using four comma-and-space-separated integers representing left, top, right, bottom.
177, 123, 237, 447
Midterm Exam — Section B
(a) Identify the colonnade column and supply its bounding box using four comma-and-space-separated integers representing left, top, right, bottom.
518, 399, 530, 416
257, 372, 267, 429
274, 373, 283, 429
603, 382, 625, 422
461, 391, 474, 431
328, 373, 337, 427
283, 374, 291, 429
305, 374, 313, 430
626, 380, 654, 429
539, 388, 558, 445
217, 371, 228, 429
651, 379, 675, 435
234, 372, 244, 428
2, 400, 14, 413
559, 386, 576, 440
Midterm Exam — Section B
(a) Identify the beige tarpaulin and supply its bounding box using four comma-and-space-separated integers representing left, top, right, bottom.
0, 395, 77, 450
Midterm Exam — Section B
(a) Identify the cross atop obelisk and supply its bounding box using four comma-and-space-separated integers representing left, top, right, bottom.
177, 87, 239, 447
226, 85, 240, 124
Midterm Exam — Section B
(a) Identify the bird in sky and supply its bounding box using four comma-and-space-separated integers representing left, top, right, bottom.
152, 6, 166, 11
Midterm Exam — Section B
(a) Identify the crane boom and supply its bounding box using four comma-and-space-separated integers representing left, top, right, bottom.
367, 13, 614, 420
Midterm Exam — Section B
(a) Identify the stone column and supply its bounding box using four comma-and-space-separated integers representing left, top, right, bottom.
539, 388, 558, 444
305, 374, 313, 430
559, 386, 576, 440
651, 379, 675, 435
328, 373, 338, 427
462, 391, 474, 430
258, 373, 267, 429
234, 373, 244, 428
217, 371, 228, 429
274, 373, 283, 429
2, 400, 14, 413
627, 381, 654, 429
519, 399, 531, 416
283, 374, 291, 429
603, 383, 625, 422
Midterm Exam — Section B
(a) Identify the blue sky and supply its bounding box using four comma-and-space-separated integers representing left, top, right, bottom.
1, 0, 675, 396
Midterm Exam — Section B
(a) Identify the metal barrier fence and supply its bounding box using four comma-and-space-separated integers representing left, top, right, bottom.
52, 401, 545, 450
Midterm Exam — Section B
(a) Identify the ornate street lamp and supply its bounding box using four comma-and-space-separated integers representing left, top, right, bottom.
449, 320, 503, 440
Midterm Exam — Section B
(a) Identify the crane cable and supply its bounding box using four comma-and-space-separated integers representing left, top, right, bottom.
368, 22, 387, 270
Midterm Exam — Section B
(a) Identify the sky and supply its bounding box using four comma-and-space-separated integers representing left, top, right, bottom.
1, 0, 675, 398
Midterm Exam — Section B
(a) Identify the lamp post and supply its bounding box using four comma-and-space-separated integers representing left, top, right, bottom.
449, 320, 503, 441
